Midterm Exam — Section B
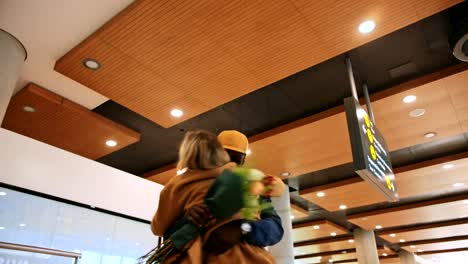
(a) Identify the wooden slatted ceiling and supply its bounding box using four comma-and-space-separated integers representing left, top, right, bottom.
295, 247, 395, 263
402, 239, 468, 253
1, 83, 140, 160
145, 64, 468, 185
379, 219, 468, 244
301, 151, 468, 211
293, 220, 348, 242
55, 0, 461, 127
294, 237, 355, 256
291, 203, 309, 220
348, 194, 468, 230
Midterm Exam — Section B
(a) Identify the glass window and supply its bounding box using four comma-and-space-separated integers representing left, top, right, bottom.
0, 187, 158, 264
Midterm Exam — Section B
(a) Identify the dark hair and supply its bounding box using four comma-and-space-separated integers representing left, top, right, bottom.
225, 149, 246, 165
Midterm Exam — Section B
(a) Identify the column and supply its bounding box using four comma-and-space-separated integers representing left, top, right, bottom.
269, 190, 294, 264
354, 228, 380, 264
399, 250, 417, 264
0, 29, 27, 123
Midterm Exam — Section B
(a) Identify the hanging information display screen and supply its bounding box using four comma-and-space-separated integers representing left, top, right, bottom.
344, 97, 399, 202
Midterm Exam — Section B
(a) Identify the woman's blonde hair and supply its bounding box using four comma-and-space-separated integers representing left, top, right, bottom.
177, 130, 230, 171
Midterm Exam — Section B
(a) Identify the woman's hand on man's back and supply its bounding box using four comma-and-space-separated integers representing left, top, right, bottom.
185, 204, 215, 227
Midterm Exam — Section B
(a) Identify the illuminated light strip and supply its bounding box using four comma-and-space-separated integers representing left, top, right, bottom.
368, 156, 386, 177
373, 137, 387, 157
377, 153, 392, 171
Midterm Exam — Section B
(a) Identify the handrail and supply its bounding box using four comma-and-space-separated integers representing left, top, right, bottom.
0, 241, 81, 263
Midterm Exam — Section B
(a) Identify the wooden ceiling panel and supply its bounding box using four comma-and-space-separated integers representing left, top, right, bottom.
402, 239, 468, 253
446, 70, 468, 132
56, 0, 461, 127
380, 220, 468, 244
246, 112, 352, 177
291, 203, 310, 220
301, 152, 468, 211
348, 195, 468, 230
293, 220, 348, 242
294, 247, 395, 263
294, 238, 355, 256
1, 84, 140, 160
372, 80, 461, 151
301, 179, 385, 212
145, 65, 468, 185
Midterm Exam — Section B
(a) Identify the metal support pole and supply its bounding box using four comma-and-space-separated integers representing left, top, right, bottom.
345, 56, 359, 101
363, 83, 375, 124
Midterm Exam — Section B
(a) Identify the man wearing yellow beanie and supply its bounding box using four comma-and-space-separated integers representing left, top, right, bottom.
217, 130, 285, 247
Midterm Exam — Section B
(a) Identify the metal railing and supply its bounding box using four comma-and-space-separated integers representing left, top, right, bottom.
0, 241, 81, 264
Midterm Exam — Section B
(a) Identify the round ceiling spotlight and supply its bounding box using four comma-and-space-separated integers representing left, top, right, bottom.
443, 164, 454, 170
313, 225, 320, 230
383, 253, 388, 257
424, 132, 437, 138
316, 192, 325, 197
280, 172, 291, 177
83, 58, 101, 70
105, 140, 117, 147
23, 105, 36, 113
330, 232, 337, 237
403, 95, 417, 104
358, 20, 376, 34
375, 225, 383, 229
339, 204, 347, 210
0, 192, 6, 196
409, 108, 426, 117
246, 149, 252, 156
170, 109, 183, 118
389, 234, 396, 237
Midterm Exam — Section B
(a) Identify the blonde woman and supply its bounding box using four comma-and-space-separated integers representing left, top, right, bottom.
151, 130, 275, 263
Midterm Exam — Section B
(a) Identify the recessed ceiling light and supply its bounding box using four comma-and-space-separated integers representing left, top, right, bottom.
463, 200, 468, 205
317, 192, 325, 197
313, 225, 320, 230
348, 239, 354, 243
400, 239, 406, 243
375, 225, 383, 229
358, 20, 376, 34
453, 183, 464, 188
177, 168, 187, 175
290, 215, 295, 220
409, 108, 426, 117
83, 58, 101, 70
443, 164, 454, 169
389, 234, 396, 237
0, 192, 6, 196
383, 253, 388, 257
0, 227, 4, 230
339, 204, 347, 210
342, 251, 347, 254
105, 140, 117, 147
19, 223, 26, 227
246, 149, 252, 156
410, 245, 416, 249
424, 132, 437, 138
23, 105, 36, 113
330, 232, 337, 236
281, 172, 291, 177
417, 249, 423, 253
403, 95, 417, 103
170, 109, 183, 118
318, 256, 322, 259
329, 259, 334, 263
